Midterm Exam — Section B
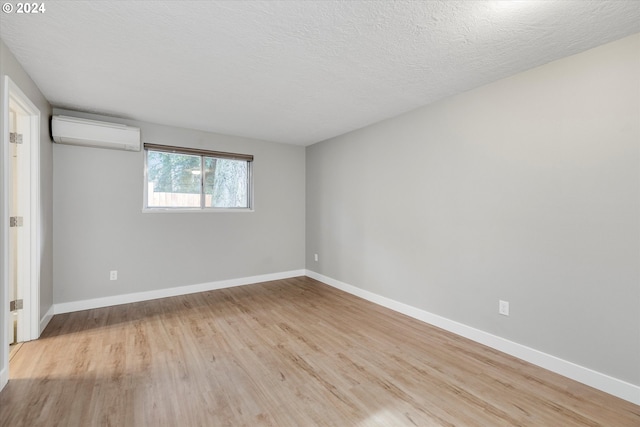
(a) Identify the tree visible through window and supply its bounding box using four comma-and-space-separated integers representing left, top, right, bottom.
204, 157, 248, 208
144, 144, 252, 210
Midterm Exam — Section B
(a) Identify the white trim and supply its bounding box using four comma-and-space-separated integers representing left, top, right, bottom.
0, 365, 7, 391
142, 208, 255, 214
1, 76, 42, 393
5, 77, 41, 341
39, 305, 53, 335
29, 106, 40, 340
54, 270, 306, 315
305, 270, 640, 405
0, 78, 7, 393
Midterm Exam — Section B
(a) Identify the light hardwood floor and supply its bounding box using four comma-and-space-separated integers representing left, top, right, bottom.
1, 276, 638, 426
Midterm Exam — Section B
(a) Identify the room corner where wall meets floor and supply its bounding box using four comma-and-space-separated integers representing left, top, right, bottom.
49, 263, 640, 405
5, 275, 639, 425
305, 270, 640, 405
52, 270, 307, 315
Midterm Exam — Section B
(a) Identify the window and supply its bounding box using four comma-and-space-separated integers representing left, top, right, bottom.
144, 143, 253, 210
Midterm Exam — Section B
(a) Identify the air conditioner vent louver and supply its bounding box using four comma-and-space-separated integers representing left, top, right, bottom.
51, 115, 141, 152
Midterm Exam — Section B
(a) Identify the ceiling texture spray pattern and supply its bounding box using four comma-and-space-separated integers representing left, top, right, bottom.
1, 1, 639, 145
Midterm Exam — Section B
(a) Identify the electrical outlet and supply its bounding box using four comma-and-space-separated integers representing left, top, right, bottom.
499, 300, 509, 316
314, 253, 318, 262
110, 270, 118, 281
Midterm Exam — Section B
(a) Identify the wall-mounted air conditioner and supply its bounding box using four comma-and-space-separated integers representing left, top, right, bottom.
51, 115, 141, 151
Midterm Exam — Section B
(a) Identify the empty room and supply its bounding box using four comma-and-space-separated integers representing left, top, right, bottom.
0, 1, 639, 425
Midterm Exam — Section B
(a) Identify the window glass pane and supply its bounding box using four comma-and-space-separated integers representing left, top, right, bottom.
147, 151, 202, 207
204, 157, 248, 208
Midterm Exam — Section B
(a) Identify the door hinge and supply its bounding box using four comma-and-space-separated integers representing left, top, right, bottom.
10, 299, 23, 312
10, 216, 23, 227
10, 132, 23, 144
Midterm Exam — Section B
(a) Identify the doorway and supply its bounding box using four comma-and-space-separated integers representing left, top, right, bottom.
3, 76, 40, 366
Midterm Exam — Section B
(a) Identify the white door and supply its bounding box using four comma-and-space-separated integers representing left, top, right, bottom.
2, 77, 41, 390
7, 100, 32, 344
2, 76, 40, 365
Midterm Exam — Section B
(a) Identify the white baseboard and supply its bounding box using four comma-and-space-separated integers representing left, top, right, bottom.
54, 269, 306, 315
39, 305, 54, 336
305, 270, 640, 405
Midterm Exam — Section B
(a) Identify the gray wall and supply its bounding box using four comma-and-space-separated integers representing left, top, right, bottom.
53, 109, 305, 304
0, 38, 54, 352
306, 34, 640, 385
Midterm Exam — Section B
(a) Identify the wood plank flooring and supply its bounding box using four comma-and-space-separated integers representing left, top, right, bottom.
1, 276, 638, 426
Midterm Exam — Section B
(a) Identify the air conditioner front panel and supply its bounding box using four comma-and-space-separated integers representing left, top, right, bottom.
52, 115, 141, 151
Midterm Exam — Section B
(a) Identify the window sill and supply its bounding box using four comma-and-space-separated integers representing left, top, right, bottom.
142, 208, 254, 214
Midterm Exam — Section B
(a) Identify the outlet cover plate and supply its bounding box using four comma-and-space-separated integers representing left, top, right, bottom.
499, 300, 509, 316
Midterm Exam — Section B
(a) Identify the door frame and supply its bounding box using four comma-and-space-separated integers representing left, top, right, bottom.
1, 75, 41, 389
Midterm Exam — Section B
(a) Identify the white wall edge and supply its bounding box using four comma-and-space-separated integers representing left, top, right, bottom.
305, 270, 640, 405
53, 269, 306, 315
0, 366, 7, 392
39, 305, 54, 336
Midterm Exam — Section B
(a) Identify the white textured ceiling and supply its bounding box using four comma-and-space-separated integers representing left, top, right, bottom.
1, 1, 639, 146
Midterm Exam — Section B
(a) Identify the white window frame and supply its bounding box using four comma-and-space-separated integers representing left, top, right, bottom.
143, 143, 253, 213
